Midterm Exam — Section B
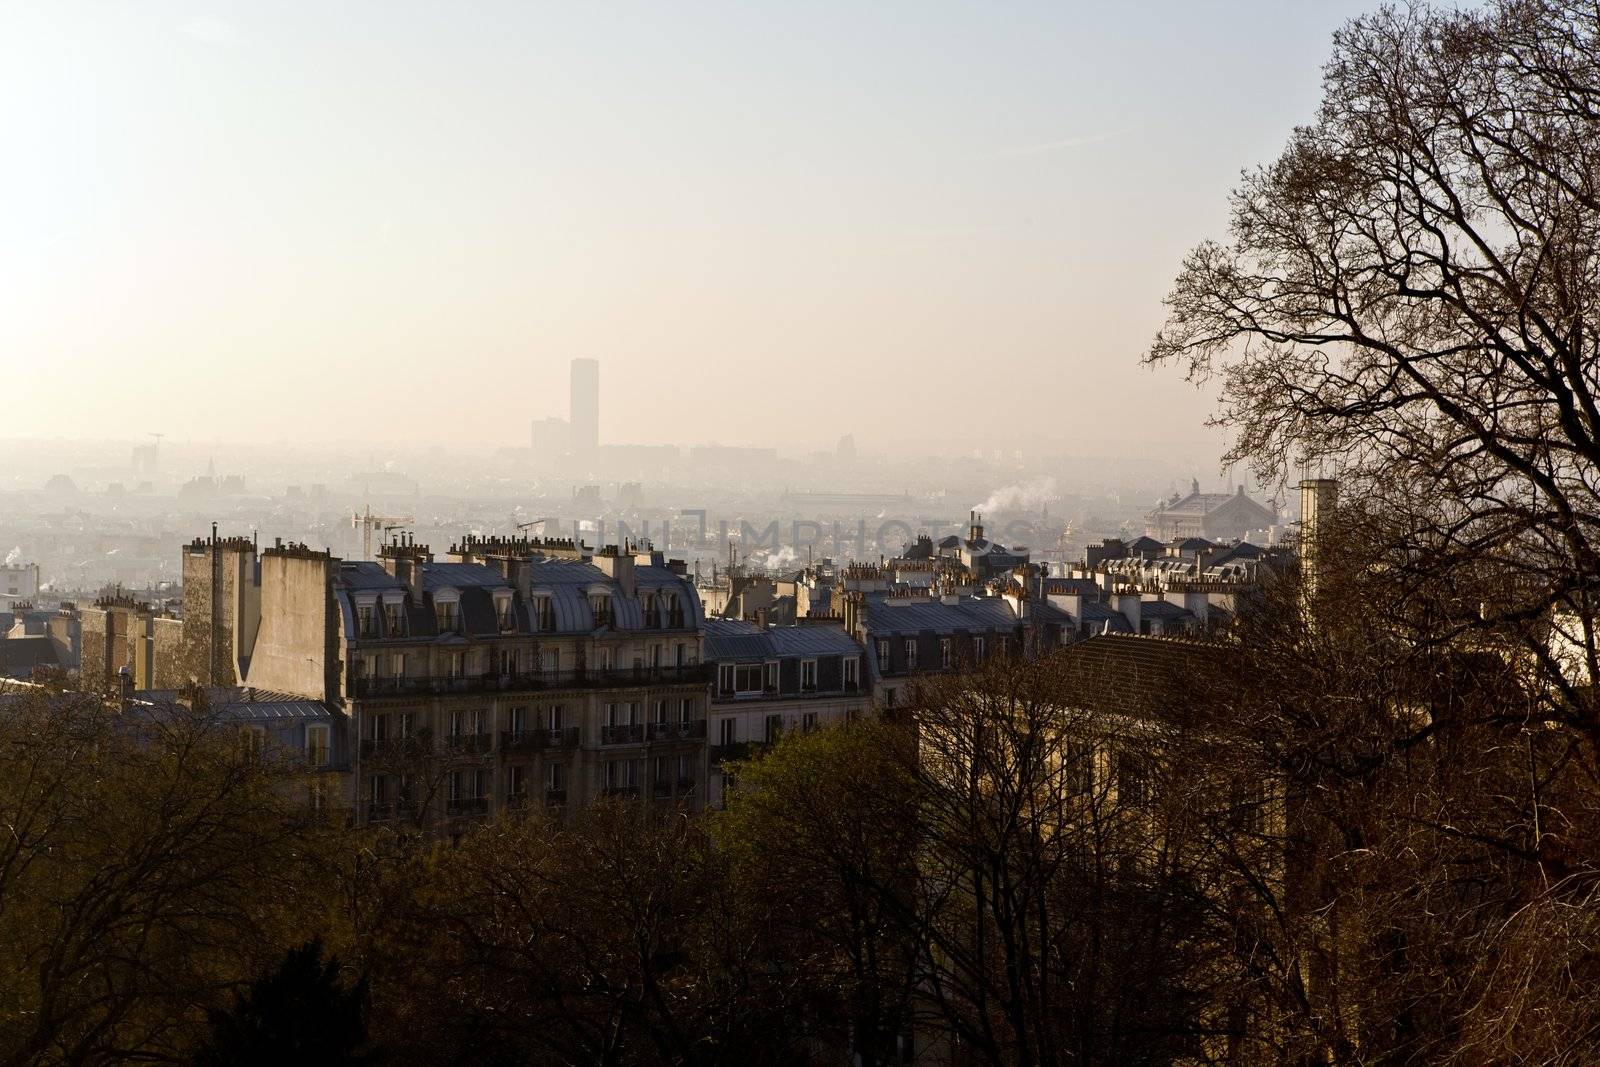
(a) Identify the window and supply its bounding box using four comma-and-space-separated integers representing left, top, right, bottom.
371, 712, 390, 742
679, 697, 693, 722
765, 714, 783, 743
306, 724, 330, 769
719, 664, 735, 695
543, 647, 560, 673
876, 639, 890, 667
652, 699, 668, 723
800, 659, 817, 690
904, 639, 918, 670
885, 687, 897, 709
448, 713, 483, 739
547, 704, 564, 731
606, 759, 639, 789
509, 706, 527, 733
357, 604, 376, 638
940, 638, 952, 670
974, 636, 986, 661
391, 652, 408, 678
397, 712, 415, 738
590, 594, 612, 625
718, 718, 736, 745
507, 765, 526, 802
844, 657, 859, 690
731, 664, 763, 693
446, 651, 465, 678
764, 661, 778, 690
495, 594, 514, 631
240, 725, 266, 763
450, 769, 487, 801
802, 711, 818, 732
652, 754, 669, 789
676, 754, 692, 784
1065, 742, 1094, 797
500, 649, 516, 676
1117, 752, 1148, 808
435, 601, 458, 633
534, 597, 555, 631
385, 602, 404, 636
547, 762, 568, 792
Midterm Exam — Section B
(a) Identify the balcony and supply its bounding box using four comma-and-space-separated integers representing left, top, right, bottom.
360, 736, 431, 760
501, 726, 581, 752
447, 796, 489, 817
349, 663, 713, 699
646, 719, 707, 743
710, 741, 754, 764
363, 799, 419, 823
600, 723, 646, 745
601, 785, 640, 798
444, 733, 492, 756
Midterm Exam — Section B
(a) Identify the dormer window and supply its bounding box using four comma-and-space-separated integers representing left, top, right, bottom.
435, 601, 458, 633
590, 594, 612, 627
356, 604, 377, 639
385, 602, 405, 637
532, 596, 555, 631
494, 593, 514, 632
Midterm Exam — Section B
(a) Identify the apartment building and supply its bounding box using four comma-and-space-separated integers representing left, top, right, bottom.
704, 618, 869, 805
842, 587, 1075, 710
342, 538, 708, 826
129, 530, 709, 829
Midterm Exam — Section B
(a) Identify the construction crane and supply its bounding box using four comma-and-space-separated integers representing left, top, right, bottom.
352, 505, 414, 561
516, 517, 553, 536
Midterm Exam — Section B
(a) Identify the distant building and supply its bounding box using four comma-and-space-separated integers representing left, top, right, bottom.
1, 562, 40, 601
1144, 481, 1276, 542
935, 513, 1030, 580
531, 416, 571, 456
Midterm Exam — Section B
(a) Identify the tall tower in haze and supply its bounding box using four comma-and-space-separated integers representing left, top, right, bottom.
570, 358, 599, 453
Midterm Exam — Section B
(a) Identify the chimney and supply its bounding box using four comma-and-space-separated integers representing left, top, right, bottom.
1114, 592, 1141, 632
1299, 477, 1338, 603
593, 551, 636, 599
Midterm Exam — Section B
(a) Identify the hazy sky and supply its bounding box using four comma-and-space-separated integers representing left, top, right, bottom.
3, 1, 1378, 457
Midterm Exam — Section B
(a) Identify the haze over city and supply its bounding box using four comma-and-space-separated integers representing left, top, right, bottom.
13, 2, 1600, 1064
6, 0, 1372, 455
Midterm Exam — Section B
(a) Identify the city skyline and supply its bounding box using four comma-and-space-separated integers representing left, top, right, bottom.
3, 1, 1375, 456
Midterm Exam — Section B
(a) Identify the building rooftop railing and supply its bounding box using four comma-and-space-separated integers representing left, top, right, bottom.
350, 663, 711, 698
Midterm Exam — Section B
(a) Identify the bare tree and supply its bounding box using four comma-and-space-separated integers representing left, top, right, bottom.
1149, 0, 1600, 747
0, 688, 341, 1066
